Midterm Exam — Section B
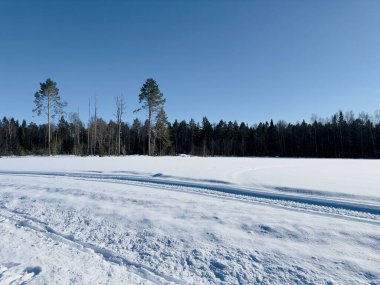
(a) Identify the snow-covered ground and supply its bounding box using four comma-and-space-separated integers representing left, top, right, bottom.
1, 156, 379, 198
0, 156, 379, 284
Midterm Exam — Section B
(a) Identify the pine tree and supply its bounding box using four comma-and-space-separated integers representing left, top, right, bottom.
33, 78, 67, 155
136, 78, 166, 156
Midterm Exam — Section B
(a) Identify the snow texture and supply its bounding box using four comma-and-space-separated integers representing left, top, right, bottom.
0, 156, 379, 284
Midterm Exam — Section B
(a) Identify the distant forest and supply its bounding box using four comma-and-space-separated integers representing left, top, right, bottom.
2, 110, 380, 158
1, 78, 380, 158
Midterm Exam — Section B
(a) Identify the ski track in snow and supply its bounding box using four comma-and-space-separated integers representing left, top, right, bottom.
0, 206, 186, 285
1, 170, 379, 220
0, 165, 379, 284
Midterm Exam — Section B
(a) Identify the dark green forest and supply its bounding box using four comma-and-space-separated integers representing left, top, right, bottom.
1, 78, 379, 158
1, 111, 380, 158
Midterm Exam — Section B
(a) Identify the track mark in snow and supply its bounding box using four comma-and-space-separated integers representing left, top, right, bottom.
1, 171, 379, 284
0, 263, 41, 285
0, 207, 189, 285
209, 260, 227, 281
1, 170, 379, 223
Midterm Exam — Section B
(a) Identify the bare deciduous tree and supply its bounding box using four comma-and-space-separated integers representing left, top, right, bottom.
115, 96, 126, 156
69, 112, 82, 155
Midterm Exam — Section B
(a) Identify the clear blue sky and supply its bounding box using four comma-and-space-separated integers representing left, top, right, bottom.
1, 0, 380, 125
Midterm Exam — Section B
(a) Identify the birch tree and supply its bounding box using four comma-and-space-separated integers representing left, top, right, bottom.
115, 96, 126, 156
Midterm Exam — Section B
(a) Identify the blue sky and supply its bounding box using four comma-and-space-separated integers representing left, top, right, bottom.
1, 0, 380, 125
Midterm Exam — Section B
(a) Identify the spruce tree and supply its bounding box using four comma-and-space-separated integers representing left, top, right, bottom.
154, 108, 171, 155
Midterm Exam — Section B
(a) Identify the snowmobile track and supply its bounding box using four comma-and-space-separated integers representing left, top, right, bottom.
1, 170, 380, 220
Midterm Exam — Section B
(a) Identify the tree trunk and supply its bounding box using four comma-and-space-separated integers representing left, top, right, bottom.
48, 94, 51, 155
118, 122, 121, 156
94, 99, 97, 155
88, 98, 90, 155
77, 124, 80, 155
148, 109, 152, 156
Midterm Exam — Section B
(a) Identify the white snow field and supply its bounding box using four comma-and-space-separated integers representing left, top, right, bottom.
0, 156, 379, 284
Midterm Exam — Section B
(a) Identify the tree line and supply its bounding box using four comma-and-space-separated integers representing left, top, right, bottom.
1, 78, 379, 158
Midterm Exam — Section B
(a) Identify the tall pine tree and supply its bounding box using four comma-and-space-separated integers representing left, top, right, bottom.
33, 78, 67, 155
136, 78, 166, 155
